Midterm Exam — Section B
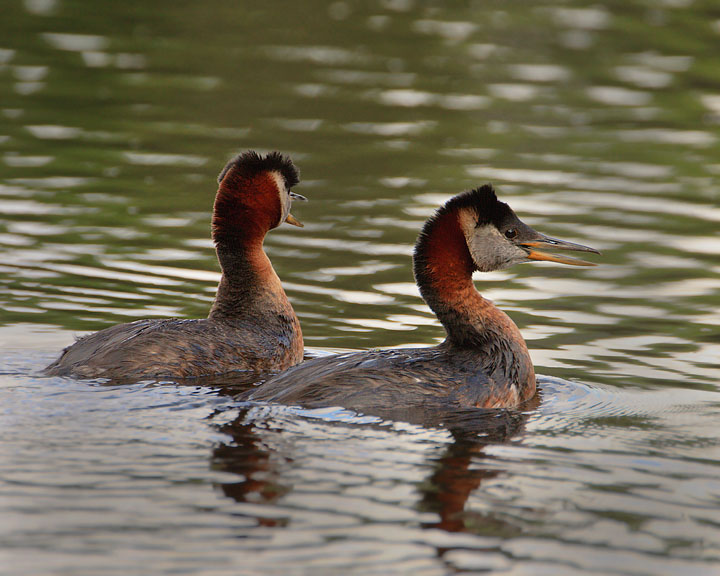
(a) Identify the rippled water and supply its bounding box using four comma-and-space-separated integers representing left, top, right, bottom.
1, 1, 719, 575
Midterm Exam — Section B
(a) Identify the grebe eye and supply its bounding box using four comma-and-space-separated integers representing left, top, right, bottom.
505, 228, 517, 239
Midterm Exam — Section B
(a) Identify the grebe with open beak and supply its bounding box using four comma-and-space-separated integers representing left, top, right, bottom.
249, 185, 598, 413
46, 150, 306, 380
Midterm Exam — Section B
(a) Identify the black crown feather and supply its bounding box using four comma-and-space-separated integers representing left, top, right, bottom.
434, 184, 511, 228
218, 150, 300, 189
412, 184, 514, 283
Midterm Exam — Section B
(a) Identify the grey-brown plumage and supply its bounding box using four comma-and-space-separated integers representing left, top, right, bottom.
46, 316, 300, 380
248, 185, 599, 414
247, 343, 529, 416
45, 150, 306, 380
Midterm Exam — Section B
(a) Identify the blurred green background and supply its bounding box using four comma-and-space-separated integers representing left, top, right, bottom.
2, 2, 720, 575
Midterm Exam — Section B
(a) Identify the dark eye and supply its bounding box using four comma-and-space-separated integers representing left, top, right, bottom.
505, 228, 517, 239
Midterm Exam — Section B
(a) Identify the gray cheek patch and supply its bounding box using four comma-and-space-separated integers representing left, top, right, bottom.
270, 171, 291, 226
459, 211, 527, 271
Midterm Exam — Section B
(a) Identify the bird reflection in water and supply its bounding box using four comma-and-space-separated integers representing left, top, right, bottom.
209, 391, 541, 535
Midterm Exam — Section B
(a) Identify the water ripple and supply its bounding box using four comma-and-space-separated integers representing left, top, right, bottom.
2, 2, 720, 574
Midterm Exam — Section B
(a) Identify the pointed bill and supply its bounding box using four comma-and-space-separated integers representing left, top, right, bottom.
285, 213, 304, 227
521, 235, 600, 267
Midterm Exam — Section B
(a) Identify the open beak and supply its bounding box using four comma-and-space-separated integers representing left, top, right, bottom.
521, 235, 600, 267
285, 213, 303, 227
285, 191, 308, 227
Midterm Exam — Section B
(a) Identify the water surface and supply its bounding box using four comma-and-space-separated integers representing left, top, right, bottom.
1, 1, 719, 574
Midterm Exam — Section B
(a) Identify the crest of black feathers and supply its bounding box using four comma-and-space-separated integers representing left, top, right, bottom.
442, 185, 511, 227
419, 185, 512, 239
413, 185, 512, 282
218, 150, 300, 189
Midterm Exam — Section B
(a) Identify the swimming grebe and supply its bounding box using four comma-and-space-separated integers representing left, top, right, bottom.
248, 185, 598, 413
45, 150, 306, 380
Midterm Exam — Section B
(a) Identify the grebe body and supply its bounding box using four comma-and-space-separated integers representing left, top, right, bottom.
46, 151, 306, 380
249, 185, 598, 412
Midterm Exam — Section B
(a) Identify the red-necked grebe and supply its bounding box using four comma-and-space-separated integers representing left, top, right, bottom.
248, 185, 598, 412
45, 150, 306, 380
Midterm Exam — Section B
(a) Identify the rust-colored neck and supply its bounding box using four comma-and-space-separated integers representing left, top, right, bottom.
414, 209, 490, 345
211, 172, 281, 248
414, 210, 476, 319
208, 173, 294, 327
413, 208, 535, 396
209, 240, 290, 322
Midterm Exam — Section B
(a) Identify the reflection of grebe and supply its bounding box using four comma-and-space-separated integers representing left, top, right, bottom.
46, 151, 306, 380
250, 185, 598, 411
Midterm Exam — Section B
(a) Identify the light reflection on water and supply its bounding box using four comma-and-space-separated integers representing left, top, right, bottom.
7, 364, 716, 575
1, 0, 719, 574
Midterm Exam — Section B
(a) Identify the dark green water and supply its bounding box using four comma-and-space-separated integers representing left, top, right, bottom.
1, 1, 719, 574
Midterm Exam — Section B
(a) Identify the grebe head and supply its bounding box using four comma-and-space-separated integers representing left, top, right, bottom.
213, 150, 306, 243
452, 185, 600, 271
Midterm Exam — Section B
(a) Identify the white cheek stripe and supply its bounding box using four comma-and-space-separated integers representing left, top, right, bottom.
458, 210, 477, 241
270, 171, 290, 226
